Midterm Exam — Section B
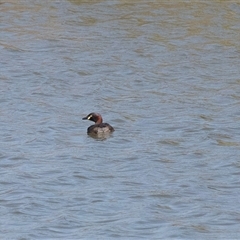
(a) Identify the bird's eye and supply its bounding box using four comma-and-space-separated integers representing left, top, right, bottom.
87, 115, 92, 120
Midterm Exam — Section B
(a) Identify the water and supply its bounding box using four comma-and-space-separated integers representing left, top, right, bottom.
1, 1, 240, 239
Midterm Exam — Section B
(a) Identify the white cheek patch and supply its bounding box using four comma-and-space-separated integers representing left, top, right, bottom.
87, 115, 92, 120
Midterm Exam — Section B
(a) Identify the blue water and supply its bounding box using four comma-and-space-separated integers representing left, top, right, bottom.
0, 1, 240, 239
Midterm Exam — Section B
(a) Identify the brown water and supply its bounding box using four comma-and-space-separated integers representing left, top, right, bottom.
0, 1, 240, 239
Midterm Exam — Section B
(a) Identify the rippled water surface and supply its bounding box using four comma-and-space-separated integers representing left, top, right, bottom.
1, 1, 240, 239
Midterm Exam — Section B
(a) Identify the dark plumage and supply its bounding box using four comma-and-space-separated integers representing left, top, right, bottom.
82, 112, 114, 134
